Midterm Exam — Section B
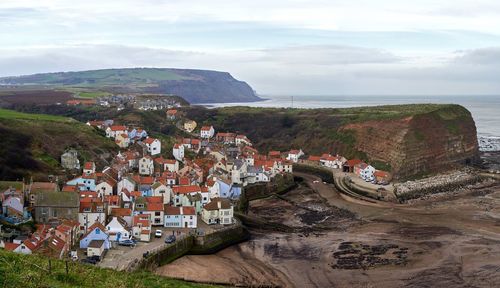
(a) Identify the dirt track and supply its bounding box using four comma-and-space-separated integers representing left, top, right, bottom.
157, 173, 500, 287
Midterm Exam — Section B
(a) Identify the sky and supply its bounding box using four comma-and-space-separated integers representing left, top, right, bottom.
1, 0, 500, 95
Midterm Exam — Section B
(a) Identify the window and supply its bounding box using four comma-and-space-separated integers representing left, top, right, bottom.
190, 216, 193, 220
155, 212, 161, 216
136, 204, 144, 208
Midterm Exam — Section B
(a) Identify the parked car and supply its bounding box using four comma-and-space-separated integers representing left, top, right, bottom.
87, 255, 101, 262
80, 258, 97, 265
118, 239, 136, 247
155, 230, 163, 238
165, 235, 176, 244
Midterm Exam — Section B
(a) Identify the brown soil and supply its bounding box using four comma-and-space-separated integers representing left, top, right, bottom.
0, 90, 73, 106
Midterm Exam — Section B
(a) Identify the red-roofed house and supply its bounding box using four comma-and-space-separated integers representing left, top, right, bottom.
143, 137, 161, 156
83, 162, 96, 176
200, 126, 215, 139
106, 125, 127, 138
132, 214, 151, 242
166, 109, 178, 120
173, 143, 184, 161
343, 159, 363, 173
286, 149, 304, 163
374, 170, 391, 183
268, 151, 282, 159
163, 205, 197, 228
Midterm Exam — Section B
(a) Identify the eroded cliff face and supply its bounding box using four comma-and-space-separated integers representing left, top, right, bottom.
341, 105, 480, 179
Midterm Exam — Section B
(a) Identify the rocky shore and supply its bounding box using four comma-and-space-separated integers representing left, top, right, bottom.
394, 169, 485, 202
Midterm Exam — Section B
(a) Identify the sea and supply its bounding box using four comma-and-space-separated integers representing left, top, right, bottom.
202, 95, 500, 152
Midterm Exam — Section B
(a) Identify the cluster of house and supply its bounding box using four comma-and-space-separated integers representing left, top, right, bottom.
300, 153, 391, 184
66, 94, 183, 111
97, 94, 183, 111
0, 107, 391, 260
85, 120, 152, 149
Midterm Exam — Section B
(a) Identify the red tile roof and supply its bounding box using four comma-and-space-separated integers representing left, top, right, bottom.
143, 138, 157, 144
166, 109, 178, 115
146, 196, 163, 204
110, 125, 127, 131
308, 155, 321, 162
172, 185, 201, 194
179, 177, 190, 186
164, 205, 180, 215
345, 159, 363, 167
111, 208, 132, 217
146, 203, 164, 211
200, 126, 213, 131
181, 206, 196, 215
4, 242, 20, 251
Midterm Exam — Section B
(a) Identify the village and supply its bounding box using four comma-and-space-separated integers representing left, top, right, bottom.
0, 108, 392, 266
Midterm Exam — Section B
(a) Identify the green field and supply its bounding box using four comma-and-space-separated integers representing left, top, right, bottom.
0, 108, 72, 122
0, 249, 216, 288
75, 91, 112, 99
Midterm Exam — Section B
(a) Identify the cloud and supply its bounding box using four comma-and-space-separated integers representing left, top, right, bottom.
0, 44, 499, 96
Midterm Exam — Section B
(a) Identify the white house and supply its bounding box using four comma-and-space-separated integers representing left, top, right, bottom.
181, 206, 197, 228
173, 144, 185, 161
96, 180, 114, 197
143, 138, 161, 156
286, 149, 304, 163
202, 197, 234, 225
164, 159, 179, 172
320, 154, 345, 169
106, 125, 127, 138
152, 182, 171, 204
115, 133, 130, 148
139, 156, 154, 176
87, 240, 106, 258
78, 201, 106, 233
132, 214, 151, 242
164, 206, 197, 228
118, 177, 136, 196
106, 216, 132, 242
235, 135, 252, 146
361, 165, 376, 182
200, 126, 215, 139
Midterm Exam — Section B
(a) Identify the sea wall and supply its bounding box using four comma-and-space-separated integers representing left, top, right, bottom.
135, 223, 249, 271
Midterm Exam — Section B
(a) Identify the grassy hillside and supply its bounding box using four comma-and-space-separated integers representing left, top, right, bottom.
0, 109, 118, 180
0, 249, 215, 288
183, 104, 479, 178
0, 68, 260, 103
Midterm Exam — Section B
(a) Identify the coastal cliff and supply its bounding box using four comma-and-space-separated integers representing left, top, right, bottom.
185, 104, 480, 180
341, 105, 480, 179
0, 68, 261, 104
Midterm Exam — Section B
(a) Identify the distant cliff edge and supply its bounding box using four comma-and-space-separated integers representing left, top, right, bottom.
0, 68, 261, 104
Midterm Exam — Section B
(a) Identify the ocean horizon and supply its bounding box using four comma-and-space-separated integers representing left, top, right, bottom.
203, 95, 500, 141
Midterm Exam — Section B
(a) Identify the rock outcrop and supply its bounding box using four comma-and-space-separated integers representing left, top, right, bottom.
342, 105, 480, 179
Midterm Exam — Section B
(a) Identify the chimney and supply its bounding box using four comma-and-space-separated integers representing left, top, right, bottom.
217, 201, 221, 209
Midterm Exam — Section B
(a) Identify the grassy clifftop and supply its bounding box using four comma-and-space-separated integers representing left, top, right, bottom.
0, 109, 118, 180
0, 68, 261, 103
184, 104, 479, 179
0, 249, 215, 288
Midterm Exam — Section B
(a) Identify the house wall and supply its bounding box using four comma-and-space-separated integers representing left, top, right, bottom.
87, 245, 104, 257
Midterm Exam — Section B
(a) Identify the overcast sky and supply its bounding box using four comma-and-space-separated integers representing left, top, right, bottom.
1, 0, 500, 95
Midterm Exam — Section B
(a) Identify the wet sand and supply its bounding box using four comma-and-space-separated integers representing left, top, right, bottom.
157, 174, 500, 287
